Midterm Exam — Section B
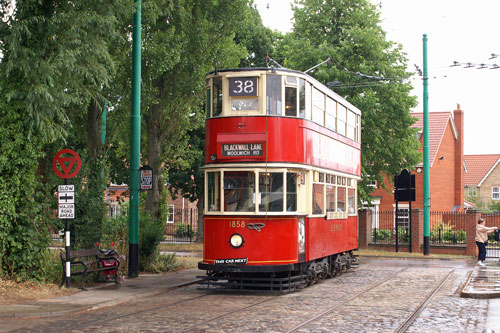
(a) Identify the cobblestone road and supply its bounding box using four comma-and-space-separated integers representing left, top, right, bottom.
3, 258, 491, 332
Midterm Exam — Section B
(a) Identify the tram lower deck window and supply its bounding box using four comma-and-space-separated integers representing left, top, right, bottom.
259, 172, 283, 212
312, 183, 324, 215
224, 171, 255, 212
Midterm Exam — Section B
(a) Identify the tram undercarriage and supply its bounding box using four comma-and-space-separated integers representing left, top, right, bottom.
196, 251, 359, 292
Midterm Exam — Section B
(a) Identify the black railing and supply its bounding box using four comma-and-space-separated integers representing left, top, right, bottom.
369, 210, 467, 246
370, 211, 409, 245
429, 211, 466, 245
164, 208, 199, 244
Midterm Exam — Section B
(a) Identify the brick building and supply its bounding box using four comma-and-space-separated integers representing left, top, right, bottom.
369, 105, 465, 219
105, 184, 198, 220
464, 154, 500, 208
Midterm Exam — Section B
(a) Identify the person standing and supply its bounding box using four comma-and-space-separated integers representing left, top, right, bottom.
476, 218, 498, 266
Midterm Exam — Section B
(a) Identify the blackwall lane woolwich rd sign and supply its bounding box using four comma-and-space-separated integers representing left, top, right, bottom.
222, 143, 263, 157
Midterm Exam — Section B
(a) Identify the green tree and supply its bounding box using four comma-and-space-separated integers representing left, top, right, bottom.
167, 126, 205, 239
281, 0, 421, 203
140, 0, 248, 221
234, 2, 279, 67
0, 0, 131, 279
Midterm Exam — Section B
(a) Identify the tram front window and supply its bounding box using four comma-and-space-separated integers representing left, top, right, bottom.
207, 172, 221, 212
224, 171, 255, 212
259, 172, 283, 212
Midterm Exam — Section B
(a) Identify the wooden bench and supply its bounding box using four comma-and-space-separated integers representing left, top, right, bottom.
60, 247, 121, 290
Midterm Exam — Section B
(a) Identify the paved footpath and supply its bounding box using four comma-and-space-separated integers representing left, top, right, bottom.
0, 258, 499, 332
0, 269, 200, 318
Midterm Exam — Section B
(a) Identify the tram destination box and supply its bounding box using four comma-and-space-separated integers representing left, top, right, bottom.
222, 143, 263, 157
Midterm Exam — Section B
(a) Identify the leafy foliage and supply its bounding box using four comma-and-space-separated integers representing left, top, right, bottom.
0, 86, 52, 280
281, 0, 421, 203
139, 0, 248, 220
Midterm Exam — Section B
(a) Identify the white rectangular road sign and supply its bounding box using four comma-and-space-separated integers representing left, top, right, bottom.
58, 185, 75, 192
58, 191, 74, 204
59, 204, 75, 219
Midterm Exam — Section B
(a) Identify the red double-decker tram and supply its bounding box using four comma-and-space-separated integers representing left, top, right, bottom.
198, 67, 361, 291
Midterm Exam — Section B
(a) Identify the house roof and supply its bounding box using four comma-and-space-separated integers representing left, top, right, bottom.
411, 112, 458, 167
464, 154, 500, 186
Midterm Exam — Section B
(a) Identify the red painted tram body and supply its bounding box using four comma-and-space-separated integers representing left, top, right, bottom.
198, 68, 361, 289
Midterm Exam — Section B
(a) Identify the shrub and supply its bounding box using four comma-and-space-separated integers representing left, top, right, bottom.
142, 253, 181, 273
174, 224, 195, 238
139, 213, 165, 271
373, 229, 392, 242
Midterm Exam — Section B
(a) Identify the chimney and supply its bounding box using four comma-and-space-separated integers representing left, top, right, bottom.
453, 104, 464, 211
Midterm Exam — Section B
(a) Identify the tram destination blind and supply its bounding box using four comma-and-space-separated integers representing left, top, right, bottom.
229, 77, 257, 96
222, 143, 263, 157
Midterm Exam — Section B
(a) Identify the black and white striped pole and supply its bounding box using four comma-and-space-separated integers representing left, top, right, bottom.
52, 149, 81, 288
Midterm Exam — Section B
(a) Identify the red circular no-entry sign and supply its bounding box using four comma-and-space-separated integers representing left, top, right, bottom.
52, 149, 82, 179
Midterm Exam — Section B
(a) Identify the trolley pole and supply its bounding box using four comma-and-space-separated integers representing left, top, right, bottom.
423, 34, 430, 255
129, 0, 142, 278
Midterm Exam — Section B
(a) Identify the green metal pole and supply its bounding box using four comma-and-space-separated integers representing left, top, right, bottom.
129, 0, 141, 277
423, 34, 430, 255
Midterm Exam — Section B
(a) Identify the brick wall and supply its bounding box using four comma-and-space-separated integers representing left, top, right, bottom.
479, 162, 500, 206
370, 110, 464, 212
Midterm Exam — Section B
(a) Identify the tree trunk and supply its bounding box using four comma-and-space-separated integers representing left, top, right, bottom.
87, 99, 103, 160
196, 196, 204, 242
146, 103, 163, 221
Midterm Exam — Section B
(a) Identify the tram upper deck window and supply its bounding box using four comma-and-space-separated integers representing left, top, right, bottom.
207, 171, 220, 212
299, 79, 306, 118
205, 79, 211, 119
285, 76, 297, 117
326, 97, 336, 131
224, 171, 255, 212
347, 110, 356, 141
267, 75, 282, 115
259, 172, 284, 212
312, 88, 325, 126
212, 77, 223, 117
337, 104, 347, 136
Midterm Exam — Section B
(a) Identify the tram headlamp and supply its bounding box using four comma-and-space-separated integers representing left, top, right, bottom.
210, 154, 217, 161
229, 233, 244, 248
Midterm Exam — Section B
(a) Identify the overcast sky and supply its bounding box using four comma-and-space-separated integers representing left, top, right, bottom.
254, 0, 500, 155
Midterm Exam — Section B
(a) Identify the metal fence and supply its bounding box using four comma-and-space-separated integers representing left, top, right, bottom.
369, 210, 468, 246
164, 208, 199, 244
429, 211, 466, 245
371, 210, 410, 245
482, 212, 500, 258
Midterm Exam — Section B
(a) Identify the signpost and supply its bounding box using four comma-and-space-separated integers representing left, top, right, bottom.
52, 149, 81, 288
140, 165, 153, 190
394, 169, 416, 253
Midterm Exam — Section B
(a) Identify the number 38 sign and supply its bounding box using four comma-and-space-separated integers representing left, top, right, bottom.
229, 77, 257, 97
